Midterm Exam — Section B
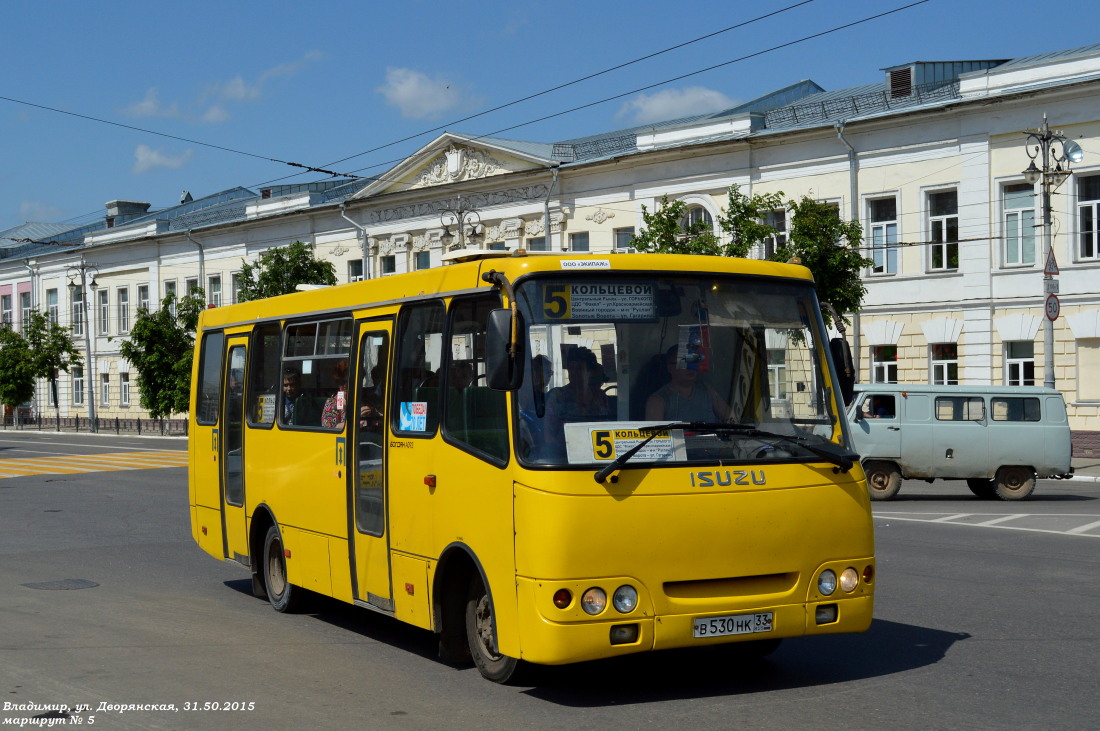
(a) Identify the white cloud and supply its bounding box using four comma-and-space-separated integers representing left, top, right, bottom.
123, 88, 180, 118
617, 87, 739, 125
19, 201, 64, 221
376, 67, 473, 120
199, 50, 325, 122
133, 145, 193, 174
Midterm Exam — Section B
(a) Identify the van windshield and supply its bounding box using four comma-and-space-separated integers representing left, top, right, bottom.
512, 274, 844, 468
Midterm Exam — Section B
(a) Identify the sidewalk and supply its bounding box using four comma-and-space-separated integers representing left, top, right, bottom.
1070, 457, 1100, 482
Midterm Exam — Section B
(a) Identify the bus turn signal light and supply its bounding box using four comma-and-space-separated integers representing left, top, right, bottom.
553, 589, 572, 609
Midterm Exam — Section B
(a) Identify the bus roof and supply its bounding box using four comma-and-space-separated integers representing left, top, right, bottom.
197, 252, 814, 330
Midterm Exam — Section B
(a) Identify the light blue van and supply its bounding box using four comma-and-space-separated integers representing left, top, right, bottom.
846, 384, 1073, 501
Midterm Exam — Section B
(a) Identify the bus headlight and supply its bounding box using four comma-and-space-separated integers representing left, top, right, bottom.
839, 568, 859, 593
581, 587, 607, 615
612, 585, 638, 613
818, 569, 837, 596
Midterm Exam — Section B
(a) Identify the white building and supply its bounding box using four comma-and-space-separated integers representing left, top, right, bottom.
3, 42, 1098, 453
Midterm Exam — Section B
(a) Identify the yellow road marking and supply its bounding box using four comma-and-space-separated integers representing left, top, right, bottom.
0, 451, 188, 479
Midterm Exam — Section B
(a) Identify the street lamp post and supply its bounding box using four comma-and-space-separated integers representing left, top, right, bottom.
67, 257, 99, 433
439, 196, 483, 252
1022, 114, 1083, 389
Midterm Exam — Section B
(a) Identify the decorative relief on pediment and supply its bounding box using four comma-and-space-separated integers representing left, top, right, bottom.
378, 239, 395, 255
586, 208, 615, 225
411, 144, 504, 188
412, 234, 432, 252
524, 219, 545, 237
330, 244, 349, 258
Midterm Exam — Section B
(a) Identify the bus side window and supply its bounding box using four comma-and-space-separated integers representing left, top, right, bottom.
445, 295, 508, 462
196, 331, 224, 425
248, 323, 281, 427
394, 302, 445, 434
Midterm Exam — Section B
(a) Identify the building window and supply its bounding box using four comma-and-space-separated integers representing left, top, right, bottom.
763, 210, 787, 259
1, 294, 11, 327
120, 373, 131, 407
682, 206, 713, 236
868, 197, 898, 274
1004, 183, 1036, 265
101, 373, 110, 407
1078, 174, 1100, 260
488, 242, 507, 250
527, 236, 548, 251
117, 288, 129, 334
930, 343, 958, 385
381, 255, 396, 275
348, 259, 364, 282
230, 273, 242, 304
1078, 338, 1100, 401
208, 276, 221, 307
185, 277, 199, 297
767, 349, 787, 399
928, 190, 959, 270
570, 232, 590, 252
415, 251, 431, 270
72, 367, 84, 405
1005, 341, 1035, 386
163, 280, 177, 316
47, 289, 59, 324
137, 284, 149, 313
614, 227, 635, 250
19, 291, 31, 332
71, 290, 84, 336
98, 290, 109, 335
871, 345, 898, 383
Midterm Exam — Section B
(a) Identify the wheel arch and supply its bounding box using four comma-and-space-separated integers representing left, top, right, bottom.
248, 504, 277, 598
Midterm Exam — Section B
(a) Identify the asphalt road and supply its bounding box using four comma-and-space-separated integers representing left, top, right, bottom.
1, 434, 1097, 729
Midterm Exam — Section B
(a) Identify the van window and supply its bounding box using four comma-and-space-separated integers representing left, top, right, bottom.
935, 396, 984, 421
991, 397, 1041, 421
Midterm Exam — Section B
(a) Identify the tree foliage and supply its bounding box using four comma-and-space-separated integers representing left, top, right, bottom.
119, 292, 205, 419
0, 327, 35, 408
23, 310, 83, 413
631, 185, 872, 329
236, 240, 337, 302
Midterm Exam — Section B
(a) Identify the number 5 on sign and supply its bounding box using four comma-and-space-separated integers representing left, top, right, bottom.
543, 284, 570, 319
592, 430, 615, 460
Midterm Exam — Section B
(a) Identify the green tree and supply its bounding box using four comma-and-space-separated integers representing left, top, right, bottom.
631, 195, 723, 255
119, 291, 205, 419
716, 184, 786, 258
0, 327, 35, 410
237, 240, 337, 302
773, 196, 871, 329
23, 310, 82, 420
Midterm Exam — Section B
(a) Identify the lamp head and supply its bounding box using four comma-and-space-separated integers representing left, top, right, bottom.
1022, 160, 1041, 185
1063, 139, 1084, 164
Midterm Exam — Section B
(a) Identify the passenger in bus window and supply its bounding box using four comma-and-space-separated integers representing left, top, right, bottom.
545, 347, 611, 443
359, 363, 386, 429
519, 355, 555, 459
322, 359, 349, 429
282, 367, 320, 426
645, 346, 730, 423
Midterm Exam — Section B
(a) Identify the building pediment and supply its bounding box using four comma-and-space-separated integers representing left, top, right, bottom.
350, 133, 555, 200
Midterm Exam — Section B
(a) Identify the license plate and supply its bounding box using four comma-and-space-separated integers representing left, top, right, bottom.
693, 612, 773, 638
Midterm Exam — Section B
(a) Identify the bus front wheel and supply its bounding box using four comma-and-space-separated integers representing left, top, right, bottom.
864, 461, 902, 500
465, 575, 526, 684
262, 525, 305, 613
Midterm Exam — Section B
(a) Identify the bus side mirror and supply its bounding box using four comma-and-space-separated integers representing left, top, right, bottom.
830, 337, 855, 406
486, 308, 525, 391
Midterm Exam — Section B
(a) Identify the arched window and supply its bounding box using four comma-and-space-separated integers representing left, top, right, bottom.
681, 205, 713, 234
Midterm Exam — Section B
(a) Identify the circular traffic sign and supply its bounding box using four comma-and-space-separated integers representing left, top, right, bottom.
1045, 294, 1060, 321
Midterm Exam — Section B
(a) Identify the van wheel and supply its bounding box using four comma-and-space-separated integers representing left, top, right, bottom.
262, 525, 305, 613
864, 461, 902, 500
465, 574, 527, 684
993, 466, 1036, 501
966, 478, 997, 499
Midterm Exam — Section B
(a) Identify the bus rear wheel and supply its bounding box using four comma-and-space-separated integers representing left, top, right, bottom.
864, 461, 902, 500
262, 525, 305, 613
465, 575, 526, 684
993, 466, 1036, 501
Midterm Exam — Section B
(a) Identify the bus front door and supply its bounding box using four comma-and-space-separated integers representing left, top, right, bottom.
220, 337, 250, 564
350, 325, 393, 611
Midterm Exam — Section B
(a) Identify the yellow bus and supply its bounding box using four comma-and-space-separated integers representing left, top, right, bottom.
188, 251, 874, 683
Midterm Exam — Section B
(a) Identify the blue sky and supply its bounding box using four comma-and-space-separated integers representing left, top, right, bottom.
1, 0, 1097, 233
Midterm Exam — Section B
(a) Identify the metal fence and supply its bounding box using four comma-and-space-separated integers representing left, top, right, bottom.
0, 415, 188, 436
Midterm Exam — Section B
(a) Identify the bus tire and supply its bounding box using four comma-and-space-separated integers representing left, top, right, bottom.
864, 461, 902, 500
993, 466, 1036, 501
465, 574, 526, 684
966, 478, 997, 499
262, 524, 305, 613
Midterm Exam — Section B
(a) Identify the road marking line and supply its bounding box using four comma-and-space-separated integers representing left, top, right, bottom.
0, 451, 188, 480
975, 515, 1025, 526
931, 513, 971, 522
1067, 519, 1100, 535
875, 513, 1100, 538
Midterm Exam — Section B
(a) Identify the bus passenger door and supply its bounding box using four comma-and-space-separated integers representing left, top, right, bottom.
350, 324, 392, 610
220, 338, 250, 564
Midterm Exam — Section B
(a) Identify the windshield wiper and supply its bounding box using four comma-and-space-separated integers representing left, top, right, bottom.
591, 422, 856, 483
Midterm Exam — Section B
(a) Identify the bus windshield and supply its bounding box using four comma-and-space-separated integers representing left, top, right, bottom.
514, 274, 843, 468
